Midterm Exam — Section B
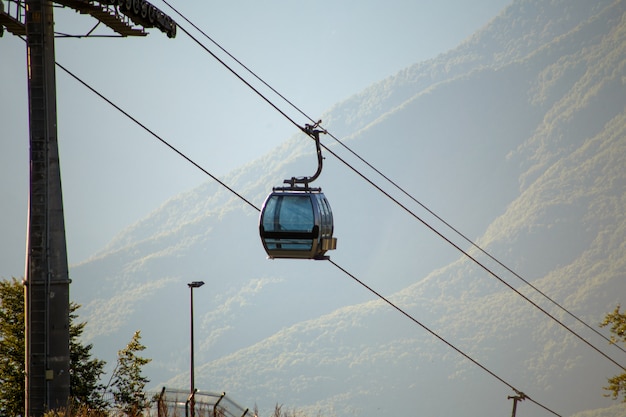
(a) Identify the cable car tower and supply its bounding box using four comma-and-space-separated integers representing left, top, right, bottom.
0, 1, 175, 415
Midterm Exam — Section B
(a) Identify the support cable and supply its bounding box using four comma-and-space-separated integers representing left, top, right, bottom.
160, 0, 313, 126
54, 61, 259, 213
170, 21, 303, 134
58, 61, 564, 417
161, 5, 626, 358
324, 125, 626, 355
320, 142, 626, 372
328, 259, 562, 417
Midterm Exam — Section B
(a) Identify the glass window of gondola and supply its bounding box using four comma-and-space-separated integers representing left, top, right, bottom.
262, 195, 314, 232
261, 194, 315, 251
317, 195, 333, 236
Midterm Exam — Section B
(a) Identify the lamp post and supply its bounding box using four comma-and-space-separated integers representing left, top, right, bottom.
188, 281, 205, 417
508, 393, 526, 417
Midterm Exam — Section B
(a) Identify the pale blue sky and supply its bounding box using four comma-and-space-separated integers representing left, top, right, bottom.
0, 0, 510, 276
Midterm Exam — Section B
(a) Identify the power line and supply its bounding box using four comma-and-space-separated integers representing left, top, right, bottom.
160, 0, 626, 360
57, 61, 563, 417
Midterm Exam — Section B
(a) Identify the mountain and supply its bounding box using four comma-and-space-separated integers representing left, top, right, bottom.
70, 0, 626, 416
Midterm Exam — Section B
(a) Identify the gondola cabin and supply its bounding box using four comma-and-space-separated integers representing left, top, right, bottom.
259, 189, 337, 259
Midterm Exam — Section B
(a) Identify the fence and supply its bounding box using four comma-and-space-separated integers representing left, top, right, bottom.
153, 388, 252, 417
100, 387, 253, 417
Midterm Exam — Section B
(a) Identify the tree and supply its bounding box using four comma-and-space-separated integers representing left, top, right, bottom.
600, 305, 626, 401
111, 330, 151, 416
69, 303, 107, 410
0, 278, 25, 417
0, 278, 107, 416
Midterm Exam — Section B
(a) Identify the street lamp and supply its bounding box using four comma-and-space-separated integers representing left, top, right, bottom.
188, 281, 205, 417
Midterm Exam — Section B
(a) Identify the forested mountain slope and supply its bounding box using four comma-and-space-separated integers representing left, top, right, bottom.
72, 0, 626, 416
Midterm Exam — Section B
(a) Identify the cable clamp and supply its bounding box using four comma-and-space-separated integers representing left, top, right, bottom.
509, 389, 527, 400
303, 119, 327, 139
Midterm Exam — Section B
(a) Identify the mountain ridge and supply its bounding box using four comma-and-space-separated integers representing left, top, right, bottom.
71, 1, 626, 416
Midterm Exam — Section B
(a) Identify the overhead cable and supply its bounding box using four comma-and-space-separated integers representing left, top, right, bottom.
57, 60, 561, 417
328, 259, 562, 417
160, 0, 314, 126
320, 142, 626, 372
54, 61, 259, 213
323, 130, 626, 355
160, 0, 626, 360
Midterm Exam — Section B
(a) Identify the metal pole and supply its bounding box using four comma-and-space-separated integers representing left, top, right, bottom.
188, 281, 204, 417
507, 394, 526, 417
24, 0, 71, 415
157, 387, 166, 417
510, 397, 518, 417
2, 2, 175, 414
190, 286, 194, 417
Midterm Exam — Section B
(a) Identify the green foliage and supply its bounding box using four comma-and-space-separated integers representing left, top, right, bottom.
0, 278, 108, 416
69, 303, 107, 410
111, 330, 152, 416
600, 305, 626, 401
42, 403, 108, 417
0, 278, 25, 417
251, 404, 326, 417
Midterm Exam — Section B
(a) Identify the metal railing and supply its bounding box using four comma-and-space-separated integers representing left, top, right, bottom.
0, 0, 148, 38
153, 388, 252, 417
0, 0, 26, 36
98, 387, 253, 417
2, 0, 25, 20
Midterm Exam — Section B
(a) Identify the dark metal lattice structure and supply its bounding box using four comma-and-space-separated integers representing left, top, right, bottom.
0, 0, 26, 35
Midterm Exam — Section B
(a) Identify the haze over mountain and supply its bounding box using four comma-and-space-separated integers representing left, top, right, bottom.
69, 0, 626, 416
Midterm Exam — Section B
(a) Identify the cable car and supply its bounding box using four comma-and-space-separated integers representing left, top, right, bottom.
260, 188, 336, 259
259, 121, 337, 260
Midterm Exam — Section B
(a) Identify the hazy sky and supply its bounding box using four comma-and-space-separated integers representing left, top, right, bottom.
0, 0, 511, 277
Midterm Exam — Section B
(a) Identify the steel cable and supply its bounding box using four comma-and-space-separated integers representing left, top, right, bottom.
56, 59, 564, 417
160, 0, 626, 359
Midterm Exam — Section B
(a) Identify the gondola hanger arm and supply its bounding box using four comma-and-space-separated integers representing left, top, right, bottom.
284, 120, 327, 188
